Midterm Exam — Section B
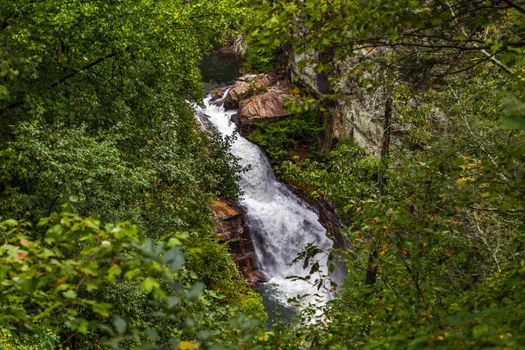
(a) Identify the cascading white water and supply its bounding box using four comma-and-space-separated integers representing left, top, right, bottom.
199, 95, 333, 306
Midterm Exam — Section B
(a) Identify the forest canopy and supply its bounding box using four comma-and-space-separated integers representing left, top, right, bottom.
1, 0, 525, 349
1, 0, 264, 348
241, 0, 525, 348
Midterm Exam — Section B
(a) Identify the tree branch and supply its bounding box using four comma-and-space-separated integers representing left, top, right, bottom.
503, 0, 525, 15
1, 52, 118, 114
50, 52, 116, 88
1, 13, 14, 30
446, 0, 514, 74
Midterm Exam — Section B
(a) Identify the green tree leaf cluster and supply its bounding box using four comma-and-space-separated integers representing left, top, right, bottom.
243, 1, 525, 347
1, 0, 266, 347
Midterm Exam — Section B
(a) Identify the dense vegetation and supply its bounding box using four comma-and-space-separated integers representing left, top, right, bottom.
242, 0, 525, 349
0, 0, 265, 348
1, 0, 525, 349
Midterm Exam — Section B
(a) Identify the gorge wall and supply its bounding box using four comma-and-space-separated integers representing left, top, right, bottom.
210, 200, 266, 285
290, 50, 389, 155
232, 38, 390, 155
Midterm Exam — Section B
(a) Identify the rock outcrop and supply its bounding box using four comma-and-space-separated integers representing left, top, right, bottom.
224, 74, 273, 110
292, 49, 391, 155
239, 89, 290, 119
223, 74, 292, 135
227, 36, 390, 155
210, 87, 226, 103
210, 200, 266, 285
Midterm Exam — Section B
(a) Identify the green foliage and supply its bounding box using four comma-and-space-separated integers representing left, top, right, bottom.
0, 0, 265, 348
238, 0, 525, 347
0, 0, 246, 235
247, 111, 323, 165
244, 0, 525, 73
185, 236, 267, 322
242, 3, 525, 346
252, 71, 525, 348
279, 142, 378, 206
0, 207, 167, 347
240, 1, 289, 72
0, 121, 150, 224
503, 96, 525, 130
2, 0, 525, 348
244, 44, 281, 73
244, 0, 525, 123
0, 207, 265, 349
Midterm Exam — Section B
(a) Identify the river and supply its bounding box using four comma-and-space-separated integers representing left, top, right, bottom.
198, 94, 333, 313
199, 51, 334, 321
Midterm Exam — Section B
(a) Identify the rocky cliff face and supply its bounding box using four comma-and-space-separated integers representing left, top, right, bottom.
210, 200, 266, 285
291, 50, 389, 155
231, 35, 390, 155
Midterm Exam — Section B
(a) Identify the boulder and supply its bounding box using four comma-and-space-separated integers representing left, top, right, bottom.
221, 73, 293, 136
210, 200, 239, 219
223, 74, 272, 110
223, 81, 250, 110
243, 269, 268, 285
238, 89, 291, 119
210, 87, 227, 104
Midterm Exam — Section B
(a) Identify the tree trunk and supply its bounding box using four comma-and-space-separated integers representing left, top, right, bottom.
365, 94, 393, 286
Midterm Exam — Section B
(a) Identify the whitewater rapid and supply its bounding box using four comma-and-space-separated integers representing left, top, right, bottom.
199, 95, 333, 306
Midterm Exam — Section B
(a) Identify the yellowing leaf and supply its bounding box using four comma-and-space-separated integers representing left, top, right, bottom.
178, 341, 199, 349
456, 176, 475, 184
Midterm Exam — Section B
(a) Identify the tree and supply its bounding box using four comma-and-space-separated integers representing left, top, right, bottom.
244, 1, 525, 348
1, 1, 267, 348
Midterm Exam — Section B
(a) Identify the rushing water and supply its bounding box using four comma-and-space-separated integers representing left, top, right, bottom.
198, 94, 333, 309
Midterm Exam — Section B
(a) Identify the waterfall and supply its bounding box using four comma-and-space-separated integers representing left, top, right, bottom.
199, 95, 333, 306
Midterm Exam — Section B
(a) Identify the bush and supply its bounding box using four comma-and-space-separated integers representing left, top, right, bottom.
247, 112, 324, 165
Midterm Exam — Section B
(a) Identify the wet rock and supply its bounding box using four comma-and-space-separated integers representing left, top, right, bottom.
210, 200, 265, 285
210, 87, 227, 103
222, 74, 292, 137
243, 269, 268, 285
223, 81, 249, 110
231, 113, 241, 131
195, 110, 214, 131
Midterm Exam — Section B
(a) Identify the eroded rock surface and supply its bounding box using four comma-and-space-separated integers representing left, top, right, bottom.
223, 74, 273, 110
291, 48, 395, 155
223, 74, 292, 135
210, 200, 267, 285
210, 87, 226, 103
239, 89, 290, 119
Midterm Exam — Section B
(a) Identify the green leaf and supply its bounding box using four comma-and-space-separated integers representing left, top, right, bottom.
63, 290, 77, 299
142, 277, 159, 292
92, 303, 112, 317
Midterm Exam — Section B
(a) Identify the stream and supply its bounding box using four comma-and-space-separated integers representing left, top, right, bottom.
199, 51, 334, 320
198, 95, 333, 313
